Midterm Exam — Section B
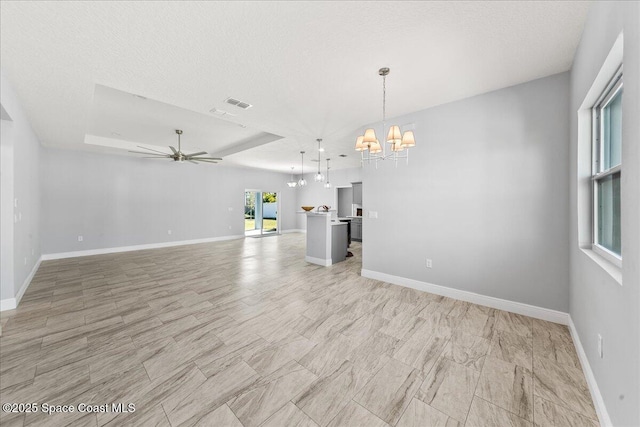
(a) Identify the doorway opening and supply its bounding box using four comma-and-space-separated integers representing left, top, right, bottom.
244, 190, 279, 237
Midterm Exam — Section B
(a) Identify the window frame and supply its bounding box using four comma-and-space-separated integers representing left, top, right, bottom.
591, 66, 623, 267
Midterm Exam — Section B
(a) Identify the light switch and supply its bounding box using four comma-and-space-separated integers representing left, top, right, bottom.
368, 211, 378, 219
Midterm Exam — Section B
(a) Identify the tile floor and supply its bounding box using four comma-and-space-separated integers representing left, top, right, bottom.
0, 234, 599, 426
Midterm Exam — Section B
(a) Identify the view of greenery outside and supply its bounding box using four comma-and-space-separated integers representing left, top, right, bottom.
244, 219, 278, 231
245, 192, 277, 231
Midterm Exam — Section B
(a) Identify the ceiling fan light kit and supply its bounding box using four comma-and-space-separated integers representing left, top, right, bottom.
355, 67, 416, 167
128, 129, 222, 164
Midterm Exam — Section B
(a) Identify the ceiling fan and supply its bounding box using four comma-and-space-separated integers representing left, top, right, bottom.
128, 129, 222, 164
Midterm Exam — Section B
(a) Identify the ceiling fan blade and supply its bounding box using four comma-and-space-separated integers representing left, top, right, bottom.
140, 156, 171, 159
128, 150, 170, 157
194, 159, 218, 164
185, 151, 208, 157
136, 145, 170, 155
169, 146, 178, 154
187, 160, 199, 164
190, 157, 223, 161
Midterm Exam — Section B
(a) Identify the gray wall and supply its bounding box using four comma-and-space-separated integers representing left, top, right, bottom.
1, 117, 15, 301
569, 2, 640, 426
0, 72, 42, 302
295, 167, 362, 230
362, 72, 571, 312
337, 187, 353, 218
41, 149, 297, 254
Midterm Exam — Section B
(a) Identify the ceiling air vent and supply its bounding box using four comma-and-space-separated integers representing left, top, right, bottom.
225, 97, 253, 110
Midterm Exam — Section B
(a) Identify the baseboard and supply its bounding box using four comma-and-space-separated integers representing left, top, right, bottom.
41, 235, 246, 261
282, 229, 306, 234
360, 269, 569, 325
305, 256, 332, 266
0, 297, 16, 311
0, 256, 41, 312
568, 317, 612, 427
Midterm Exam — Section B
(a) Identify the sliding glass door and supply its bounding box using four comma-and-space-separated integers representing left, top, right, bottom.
244, 190, 278, 236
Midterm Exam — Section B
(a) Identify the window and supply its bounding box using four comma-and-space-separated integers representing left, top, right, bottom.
592, 67, 622, 266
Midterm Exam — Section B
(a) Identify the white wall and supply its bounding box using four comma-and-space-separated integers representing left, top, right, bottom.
295, 167, 362, 230
362, 72, 571, 312
41, 149, 298, 254
0, 72, 42, 308
569, 2, 640, 426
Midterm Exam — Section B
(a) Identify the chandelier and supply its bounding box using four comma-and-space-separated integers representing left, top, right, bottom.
355, 67, 416, 166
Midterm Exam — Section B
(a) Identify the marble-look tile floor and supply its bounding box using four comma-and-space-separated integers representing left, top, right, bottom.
0, 234, 599, 426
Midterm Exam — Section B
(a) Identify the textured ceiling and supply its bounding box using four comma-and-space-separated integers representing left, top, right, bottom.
0, 1, 590, 172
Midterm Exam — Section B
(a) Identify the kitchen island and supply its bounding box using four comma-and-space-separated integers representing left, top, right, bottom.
304, 212, 348, 266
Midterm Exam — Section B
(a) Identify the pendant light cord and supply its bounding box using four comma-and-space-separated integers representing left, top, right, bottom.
382, 73, 387, 156
382, 74, 386, 123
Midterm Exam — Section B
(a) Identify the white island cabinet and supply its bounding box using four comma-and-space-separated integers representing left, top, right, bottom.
305, 213, 348, 266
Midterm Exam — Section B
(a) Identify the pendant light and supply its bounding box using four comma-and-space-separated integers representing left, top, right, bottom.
355, 67, 416, 167
314, 138, 325, 182
287, 167, 297, 188
298, 151, 307, 187
324, 158, 332, 189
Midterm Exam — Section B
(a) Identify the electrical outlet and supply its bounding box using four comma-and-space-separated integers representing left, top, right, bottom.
426, 258, 433, 268
24, 257, 27, 265
77, 235, 83, 242
598, 334, 603, 358
167, 230, 172, 235
228, 207, 233, 211
228, 225, 232, 230
368, 211, 378, 219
